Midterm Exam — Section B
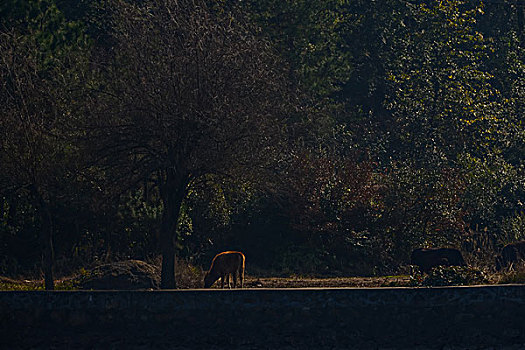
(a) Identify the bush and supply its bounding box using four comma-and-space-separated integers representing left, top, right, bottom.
410, 266, 488, 287
497, 264, 525, 284
175, 256, 205, 289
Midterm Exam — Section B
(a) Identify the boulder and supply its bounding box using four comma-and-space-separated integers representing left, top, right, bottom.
77, 260, 160, 290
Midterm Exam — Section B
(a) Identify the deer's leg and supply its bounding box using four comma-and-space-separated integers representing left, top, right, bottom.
220, 276, 225, 289
239, 266, 244, 288
232, 271, 237, 288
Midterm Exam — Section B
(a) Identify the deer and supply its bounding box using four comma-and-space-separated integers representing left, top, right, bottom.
204, 251, 245, 288
410, 247, 466, 273
495, 241, 525, 271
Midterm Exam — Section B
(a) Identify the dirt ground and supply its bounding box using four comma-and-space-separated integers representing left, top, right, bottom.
1, 274, 412, 290
242, 275, 411, 289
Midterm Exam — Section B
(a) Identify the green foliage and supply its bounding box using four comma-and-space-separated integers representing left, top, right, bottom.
0, 0, 31, 25
410, 265, 487, 287
0, 0, 524, 279
241, 0, 353, 99
500, 212, 525, 244
111, 188, 162, 259
459, 154, 525, 236
1, 0, 90, 64
386, 0, 500, 165
381, 163, 466, 253
275, 245, 327, 276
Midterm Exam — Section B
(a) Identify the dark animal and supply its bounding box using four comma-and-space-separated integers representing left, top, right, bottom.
410, 248, 466, 273
204, 251, 245, 288
495, 241, 525, 271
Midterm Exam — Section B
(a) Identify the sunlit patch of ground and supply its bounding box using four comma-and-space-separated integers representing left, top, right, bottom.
243, 275, 411, 288
1, 274, 412, 290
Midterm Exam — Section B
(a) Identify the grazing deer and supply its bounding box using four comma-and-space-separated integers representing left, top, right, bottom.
411, 247, 466, 273
495, 241, 525, 271
204, 251, 245, 288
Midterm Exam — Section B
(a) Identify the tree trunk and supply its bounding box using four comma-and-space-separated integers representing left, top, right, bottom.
41, 206, 55, 290
31, 185, 55, 291
159, 169, 188, 289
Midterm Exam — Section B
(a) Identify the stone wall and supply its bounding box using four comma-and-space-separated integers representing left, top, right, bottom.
2, 285, 525, 349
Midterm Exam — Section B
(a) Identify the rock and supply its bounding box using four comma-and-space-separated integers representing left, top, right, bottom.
77, 260, 160, 290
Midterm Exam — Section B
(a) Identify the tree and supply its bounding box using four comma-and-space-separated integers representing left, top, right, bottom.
383, 1, 495, 164
88, 0, 294, 288
472, 0, 525, 241
373, 0, 525, 259
240, 0, 353, 97
0, 0, 90, 289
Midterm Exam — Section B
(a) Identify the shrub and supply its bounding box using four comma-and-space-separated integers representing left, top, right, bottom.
410, 266, 488, 287
497, 264, 525, 284
175, 256, 205, 289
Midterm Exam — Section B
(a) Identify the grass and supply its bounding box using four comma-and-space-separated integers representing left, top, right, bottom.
0, 256, 204, 291
496, 264, 525, 284
0, 276, 78, 291
4, 258, 525, 290
380, 275, 411, 287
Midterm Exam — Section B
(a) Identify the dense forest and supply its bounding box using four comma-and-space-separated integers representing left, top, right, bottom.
1, 0, 524, 289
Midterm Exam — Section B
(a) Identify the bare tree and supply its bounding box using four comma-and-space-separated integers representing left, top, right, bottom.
0, 28, 88, 289
88, 0, 294, 288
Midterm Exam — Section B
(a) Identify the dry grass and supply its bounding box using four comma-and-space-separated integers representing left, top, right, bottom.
146, 255, 205, 289
3, 253, 524, 290
175, 257, 205, 288
0, 275, 78, 290
494, 262, 525, 284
